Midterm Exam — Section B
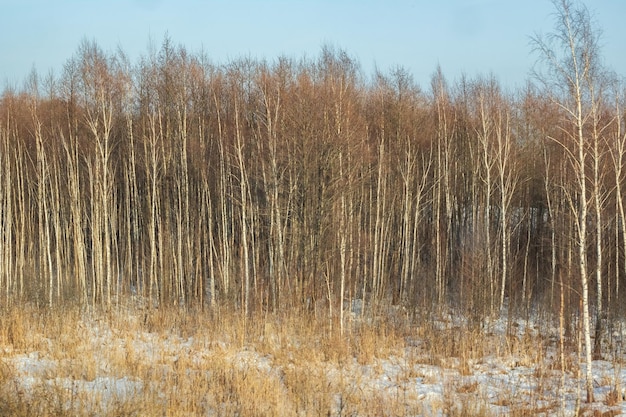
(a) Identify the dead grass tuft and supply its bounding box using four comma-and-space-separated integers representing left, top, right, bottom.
604, 388, 623, 407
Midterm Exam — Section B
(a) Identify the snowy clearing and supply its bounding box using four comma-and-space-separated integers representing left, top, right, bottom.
1, 307, 625, 416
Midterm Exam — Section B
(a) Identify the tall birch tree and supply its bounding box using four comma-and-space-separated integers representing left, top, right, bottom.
532, 0, 605, 402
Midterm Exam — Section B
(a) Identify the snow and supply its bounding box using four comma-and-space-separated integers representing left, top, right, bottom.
7, 351, 143, 414
2, 310, 625, 416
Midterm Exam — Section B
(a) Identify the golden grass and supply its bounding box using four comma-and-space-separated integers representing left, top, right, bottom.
0, 303, 621, 416
0, 304, 407, 416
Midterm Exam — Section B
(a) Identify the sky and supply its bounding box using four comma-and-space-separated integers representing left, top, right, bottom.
0, 0, 624, 91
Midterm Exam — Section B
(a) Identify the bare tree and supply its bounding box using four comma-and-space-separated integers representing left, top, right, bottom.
531, 0, 606, 402
431, 67, 455, 310
609, 88, 626, 305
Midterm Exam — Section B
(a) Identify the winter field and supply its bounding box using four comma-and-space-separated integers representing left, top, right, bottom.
0, 302, 624, 416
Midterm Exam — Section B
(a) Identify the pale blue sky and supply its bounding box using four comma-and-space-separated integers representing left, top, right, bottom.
1, 1, 624, 90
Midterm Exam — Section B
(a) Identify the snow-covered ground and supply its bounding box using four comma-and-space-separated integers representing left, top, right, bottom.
1, 307, 625, 416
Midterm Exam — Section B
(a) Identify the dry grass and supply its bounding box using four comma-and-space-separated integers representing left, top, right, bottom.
0, 304, 622, 416
0, 304, 412, 416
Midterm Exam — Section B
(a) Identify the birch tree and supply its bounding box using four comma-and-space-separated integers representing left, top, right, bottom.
431, 68, 455, 310
532, 0, 606, 402
609, 89, 626, 304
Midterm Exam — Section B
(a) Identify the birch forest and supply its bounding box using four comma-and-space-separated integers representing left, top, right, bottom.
0, 1, 624, 336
